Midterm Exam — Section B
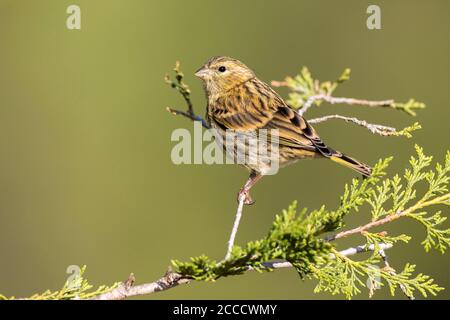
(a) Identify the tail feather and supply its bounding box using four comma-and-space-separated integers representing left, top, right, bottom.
303, 131, 372, 177
329, 153, 372, 177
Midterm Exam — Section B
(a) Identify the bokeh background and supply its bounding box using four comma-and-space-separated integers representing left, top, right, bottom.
0, 0, 449, 299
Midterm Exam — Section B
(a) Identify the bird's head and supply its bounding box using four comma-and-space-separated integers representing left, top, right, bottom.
195, 56, 255, 96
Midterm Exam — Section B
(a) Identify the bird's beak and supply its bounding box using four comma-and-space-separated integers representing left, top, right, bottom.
195, 66, 209, 79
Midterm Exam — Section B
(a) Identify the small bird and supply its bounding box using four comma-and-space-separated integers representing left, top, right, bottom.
195, 56, 371, 205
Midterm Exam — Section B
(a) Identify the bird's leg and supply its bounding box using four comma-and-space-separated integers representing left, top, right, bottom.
237, 171, 263, 205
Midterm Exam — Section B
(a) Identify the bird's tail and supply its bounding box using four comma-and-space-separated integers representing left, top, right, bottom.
329, 152, 372, 177
304, 129, 372, 177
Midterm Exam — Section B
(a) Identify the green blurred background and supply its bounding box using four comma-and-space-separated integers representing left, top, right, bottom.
0, 0, 449, 299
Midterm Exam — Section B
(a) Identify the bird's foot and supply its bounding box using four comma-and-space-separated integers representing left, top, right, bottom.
237, 188, 255, 205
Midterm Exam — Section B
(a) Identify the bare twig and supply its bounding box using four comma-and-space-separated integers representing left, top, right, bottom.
298, 94, 325, 116
166, 106, 209, 129
91, 269, 190, 300
299, 94, 394, 116
89, 243, 392, 300
165, 61, 210, 129
309, 114, 398, 136
320, 96, 394, 108
225, 196, 245, 260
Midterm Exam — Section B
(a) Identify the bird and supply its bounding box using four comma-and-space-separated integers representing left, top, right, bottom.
195, 56, 371, 205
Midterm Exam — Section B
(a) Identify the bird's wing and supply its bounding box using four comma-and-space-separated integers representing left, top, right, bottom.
208, 79, 333, 155
207, 79, 277, 131
264, 104, 335, 156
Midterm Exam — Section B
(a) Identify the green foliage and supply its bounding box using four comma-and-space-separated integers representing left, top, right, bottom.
393, 122, 422, 138
311, 254, 441, 298
392, 99, 426, 116
363, 145, 450, 253
282, 67, 350, 108
310, 146, 450, 298
173, 146, 450, 299
410, 211, 450, 253
406, 148, 450, 253
0, 266, 119, 300
173, 202, 333, 281
364, 231, 411, 246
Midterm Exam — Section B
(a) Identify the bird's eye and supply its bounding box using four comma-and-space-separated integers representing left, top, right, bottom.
218, 66, 226, 73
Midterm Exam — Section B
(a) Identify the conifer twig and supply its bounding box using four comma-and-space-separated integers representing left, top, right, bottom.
90, 243, 393, 300
325, 193, 450, 242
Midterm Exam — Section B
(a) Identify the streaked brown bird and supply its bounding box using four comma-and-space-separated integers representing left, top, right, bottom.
195, 56, 371, 205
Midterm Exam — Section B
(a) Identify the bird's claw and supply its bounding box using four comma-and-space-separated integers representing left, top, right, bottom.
237, 189, 255, 205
